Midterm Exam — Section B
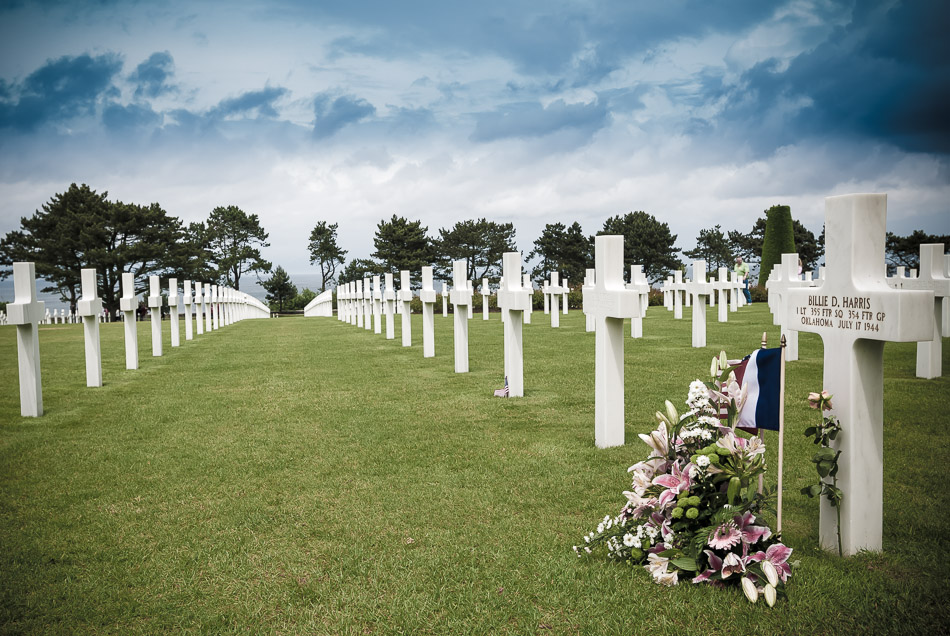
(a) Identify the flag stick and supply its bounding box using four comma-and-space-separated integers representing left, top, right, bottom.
758, 332, 767, 495
778, 333, 787, 533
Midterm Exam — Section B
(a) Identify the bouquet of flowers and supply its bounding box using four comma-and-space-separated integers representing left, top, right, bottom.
575, 352, 793, 605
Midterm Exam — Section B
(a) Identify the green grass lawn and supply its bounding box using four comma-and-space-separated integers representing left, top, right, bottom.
1, 305, 947, 635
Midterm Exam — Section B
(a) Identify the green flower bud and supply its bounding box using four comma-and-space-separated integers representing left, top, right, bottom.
671, 507, 684, 519
687, 496, 701, 507
716, 447, 731, 457
685, 507, 699, 519
629, 548, 644, 560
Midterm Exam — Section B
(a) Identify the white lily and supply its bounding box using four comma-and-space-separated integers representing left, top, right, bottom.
763, 583, 777, 607
710, 356, 719, 377
761, 559, 779, 587
665, 400, 679, 426
639, 421, 669, 458
741, 576, 758, 603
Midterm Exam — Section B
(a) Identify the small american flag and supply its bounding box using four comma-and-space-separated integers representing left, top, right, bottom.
494, 376, 509, 397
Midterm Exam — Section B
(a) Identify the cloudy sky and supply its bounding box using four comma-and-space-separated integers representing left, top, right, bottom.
1, 0, 948, 277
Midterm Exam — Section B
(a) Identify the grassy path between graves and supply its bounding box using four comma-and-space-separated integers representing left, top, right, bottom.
1, 307, 948, 635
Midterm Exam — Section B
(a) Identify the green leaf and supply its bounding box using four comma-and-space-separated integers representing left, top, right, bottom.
671, 557, 698, 571
816, 461, 832, 478
813, 447, 836, 462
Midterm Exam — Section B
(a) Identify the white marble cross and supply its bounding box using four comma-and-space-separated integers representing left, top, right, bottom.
562, 278, 569, 315
442, 282, 449, 317
449, 260, 473, 372
204, 283, 213, 332
684, 260, 712, 348
148, 275, 163, 357
384, 273, 395, 339
887, 244, 949, 378
168, 278, 180, 346
210, 285, 219, 330
399, 270, 413, 347
482, 278, 490, 320
543, 280, 550, 314
183, 279, 194, 340
548, 273, 564, 328
194, 281, 204, 335
120, 273, 139, 369
468, 280, 475, 320
584, 268, 596, 332
9, 262, 45, 415
729, 271, 741, 311
372, 275, 383, 334
363, 277, 373, 331
355, 279, 365, 328
626, 265, 650, 338
421, 267, 437, 357
76, 268, 103, 388
712, 267, 731, 322
671, 271, 685, 319
662, 276, 673, 310
523, 274, 533, 324
766, 253, 808, 361
784, 193, 934, 555
583, 236, 641, 448
498, 253, 532, 397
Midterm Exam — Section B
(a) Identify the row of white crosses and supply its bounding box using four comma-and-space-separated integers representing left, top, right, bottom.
302, 289, 334, 317
332, 264, 478, 373
8, 263, 269, 417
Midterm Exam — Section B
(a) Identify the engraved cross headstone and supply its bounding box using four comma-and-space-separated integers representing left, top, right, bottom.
583, 236, 641, 448
384, 274, 395, 339
421, 267, 436, 357
399, 270, 413, 347
9, 262, 45, 415
548, 273, 563, 328
120, 273, 139, 369
498, 253, 532, 397
449, 261, 473, 372
684, 260, 711, 348
785, 193, 933, 555
148, 275, 163, 356
77, 268, 103, 387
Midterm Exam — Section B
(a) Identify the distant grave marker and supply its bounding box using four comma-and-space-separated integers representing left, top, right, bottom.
120, 273, 139, 369
450, 261, 473, 372
8, 262, 45, 415
583, 236, 640, 448
421, 267, 436, 357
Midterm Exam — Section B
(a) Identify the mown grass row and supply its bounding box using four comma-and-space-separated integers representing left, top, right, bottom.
0, 304, 947, 634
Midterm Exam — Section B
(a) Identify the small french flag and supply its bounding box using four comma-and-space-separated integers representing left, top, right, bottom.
735, 347, 783, 432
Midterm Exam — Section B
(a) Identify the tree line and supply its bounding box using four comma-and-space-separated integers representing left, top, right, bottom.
0, 184, 271, 313
3, 184, 945, 313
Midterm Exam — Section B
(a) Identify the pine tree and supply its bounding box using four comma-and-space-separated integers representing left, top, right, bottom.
758, 205, 796, 285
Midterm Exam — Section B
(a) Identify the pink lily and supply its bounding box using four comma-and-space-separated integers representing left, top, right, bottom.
734, 512, 772, 546
720, 552, 745, 579
748, 543, 793, 583
653, 462, 692, 506
692, 550, 723, 584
